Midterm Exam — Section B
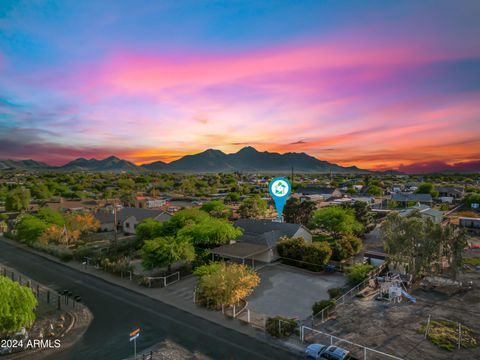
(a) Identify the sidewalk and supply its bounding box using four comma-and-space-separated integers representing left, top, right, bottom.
0, 237, 304, 357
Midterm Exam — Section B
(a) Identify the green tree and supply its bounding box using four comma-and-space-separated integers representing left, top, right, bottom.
380, 211, 467, 279
120, 191, 136, 206
283, 197, 316, 225
201, 200, 231, 219
238, 196, 267, 219
178, 217, 242, 246
0, 186, 8, 202
0, 276, 38, 334
141, 235, 195, 272
416, 183, 439, 198
36, 208, 65, 227
387, 199, 398, 209
341, 201, 375, 234
345, 263, 374, 285
195, 262, 260, 308
310, 206, 363, 239
135, 218, 165, 242
225, 192, 240, 202
16, 215, 48, 245
367, 185, 382, 196
5, 187, 31, 212
464, 193, 480, 208
164, 209, 210, 235
331, 234, 363, 261
30, 183, 52, 200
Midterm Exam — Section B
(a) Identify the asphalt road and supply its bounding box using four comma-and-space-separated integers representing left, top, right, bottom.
0, 239, 300, 360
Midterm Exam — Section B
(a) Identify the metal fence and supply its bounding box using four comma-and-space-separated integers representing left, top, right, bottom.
311, 263, 386, 326
0, 263, 83, 311
85, 257, 182, 288
144, 272, 180, 288
301, 326, 403, 360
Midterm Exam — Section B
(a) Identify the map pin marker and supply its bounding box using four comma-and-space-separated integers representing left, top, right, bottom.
269, 177, 291, 221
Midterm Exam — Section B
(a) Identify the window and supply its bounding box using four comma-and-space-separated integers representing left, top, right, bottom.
125, 222, 130, 228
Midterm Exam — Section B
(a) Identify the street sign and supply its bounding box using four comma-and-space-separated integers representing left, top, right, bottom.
129, 328, 140, 359
129, 328, 140, 341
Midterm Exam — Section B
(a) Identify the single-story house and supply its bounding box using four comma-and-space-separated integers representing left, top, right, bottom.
211, 219, 312, 264
49, 199, 103, 212
435, 187, 464, 199
95, 207, 171, 235
399, 204, 443, 223
135, 196, 167, 208
391, 193, 433, 207
295, 186, 342, 200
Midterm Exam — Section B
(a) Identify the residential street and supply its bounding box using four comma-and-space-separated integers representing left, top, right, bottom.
0, 238, 299, 360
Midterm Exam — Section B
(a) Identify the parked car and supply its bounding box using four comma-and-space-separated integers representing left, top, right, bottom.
320, 346, 351, 360
305, 344, 351, 360
306, 343, 328, 359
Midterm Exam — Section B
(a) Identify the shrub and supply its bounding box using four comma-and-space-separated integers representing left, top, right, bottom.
31, 242, 73, 262
418, 320, 478, 351
73, 245, 96, 260
327, 287, 343, 299
345, 263, 374, 285
277, 237, 332, 271
312, 299, 336, 315
266, 316, 297, 338
331, 234, 363, 261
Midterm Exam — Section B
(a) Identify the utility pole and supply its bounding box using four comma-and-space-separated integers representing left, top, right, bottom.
291, 166, 294, 187
113, 198, 118, 247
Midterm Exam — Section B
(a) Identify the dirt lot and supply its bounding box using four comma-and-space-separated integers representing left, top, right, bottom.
306, 250, 480, 360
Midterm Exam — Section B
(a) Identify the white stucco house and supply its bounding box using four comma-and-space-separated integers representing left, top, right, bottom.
95, 207, 171, 235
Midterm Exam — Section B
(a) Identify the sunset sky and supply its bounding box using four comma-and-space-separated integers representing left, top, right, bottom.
1, 0, 479, 172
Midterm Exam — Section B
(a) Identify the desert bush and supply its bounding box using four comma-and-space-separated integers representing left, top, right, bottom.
312, 299, 336, 315
266, 316, 297, 338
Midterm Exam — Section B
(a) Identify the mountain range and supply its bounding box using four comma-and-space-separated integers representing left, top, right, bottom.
0, 146, 372, 173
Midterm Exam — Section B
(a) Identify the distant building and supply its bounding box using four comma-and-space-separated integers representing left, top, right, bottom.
135, 196, 167, 208
43, 198, 103, 213
210, 219, 312, 264
435, 187, 464, 199
459, 217, 480, 229
391, 184, 403, 193
391, 193, 433, 207
399, 204, 443, 223
95, 208, 171, 235
295, 186, 342, 200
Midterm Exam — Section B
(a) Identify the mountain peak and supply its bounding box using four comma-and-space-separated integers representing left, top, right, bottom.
237, 146, 258, 154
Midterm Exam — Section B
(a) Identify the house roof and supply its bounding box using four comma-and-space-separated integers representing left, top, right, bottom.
234, 219, 308, 248
210, 242, 268, 259
435, 187, 464, 194
400, 204, 443, 218
95, 207, 171, 224
391, 193, 433, 202
295, 186, 338, 195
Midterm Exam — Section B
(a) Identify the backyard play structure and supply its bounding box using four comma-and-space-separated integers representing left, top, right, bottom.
376, 274, 416, 304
